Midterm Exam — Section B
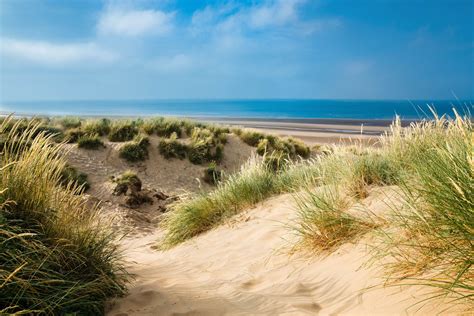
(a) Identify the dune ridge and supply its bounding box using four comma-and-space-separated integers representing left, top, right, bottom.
107, 190, 455, 316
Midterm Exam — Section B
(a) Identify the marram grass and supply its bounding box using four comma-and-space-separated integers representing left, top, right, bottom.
372, 112, 473, 306
0, 118, 128, 315
161, 110, 473, 310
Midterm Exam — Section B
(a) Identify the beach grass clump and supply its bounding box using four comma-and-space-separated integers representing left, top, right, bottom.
60, 165, 90, 193
239, 130, 266, 146
141, 117, 184, 137
161, 156, 275, 247
374, 112, 473, 304
58, 116, 82, 129
64, 127, 86, 143
203, 162, 223, 185
346, 150, 400, 199
257, 136, 310, 159
156, 119, 183, 138
0, 118, 127, 315
108, 121, 139, 142
119, 135, 150, 162
293, 185, 375, 253
83, 118, 111, 136
158, 132, 188, 159
187, 127, 226, 164
77, 134, 105, 149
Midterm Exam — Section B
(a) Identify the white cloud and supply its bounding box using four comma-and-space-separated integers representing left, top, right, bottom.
191, 0, 338, 37
150, 54, 193, 72
248, 0, 303, 29
98, 8, 175, 37
0, 38, 117, 65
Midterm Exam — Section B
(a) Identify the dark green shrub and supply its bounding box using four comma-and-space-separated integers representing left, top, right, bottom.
77, 134, 104, 150
59, 117, 82, 129
287, 137, 311, 158
33, 125, 64, 142
239, 130, 265, 146
156, 120, 182, 138
203, 162, 222, 185
83, 119, 111, 136
158, 134, 188, 159
187, 128, 226, 164
108, 122, 138, 142
264, 152, 288, 172
119, 135, 149, 162
64, 128, 85, 143
188, 141, 209, 164
60, 165, 90, 193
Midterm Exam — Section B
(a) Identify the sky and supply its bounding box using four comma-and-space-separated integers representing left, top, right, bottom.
0, 0, 472, 101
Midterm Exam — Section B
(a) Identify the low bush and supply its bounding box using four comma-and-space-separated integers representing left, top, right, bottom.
108, 121, 139, 142
119, 135, 150, 162
64, 127, 86, 143
256, 136, 310, 159
77, 134, 104, 150
239, 130, 265, 146
203, 162, 223, 185
60, 165, 90, 193
187, 128, 226, 164
83, 118, 111, 136
158, 133, 188, 159
58, 117, 82, 129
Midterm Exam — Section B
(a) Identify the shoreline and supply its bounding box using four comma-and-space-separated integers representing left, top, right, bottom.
1, 112, 406, 144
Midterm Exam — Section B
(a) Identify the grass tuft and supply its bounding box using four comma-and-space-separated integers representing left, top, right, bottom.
0, 117, 128, 315
77, 134, 105, 150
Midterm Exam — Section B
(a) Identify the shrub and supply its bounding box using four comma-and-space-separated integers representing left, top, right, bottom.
83, 118, 111, 136
158, 133, 188, 159
60, 165, 90, 193
203, 162, 223, 185
58, 117, 82, 129
112, 170, 142, 193
188, 140, 209, 164
187, 128, 226, 164
239, 130, 265, 146
0, 118, 128, 315
33, 125, 64, 142
287, 137, 311, 158
77, 134, 104, 149
156, 119, 182, 138
256, 136, 310, 159
119, 135, 150, 162
108, 121, 139, 142
64, 128, 86, 143
263, 152, 288, 172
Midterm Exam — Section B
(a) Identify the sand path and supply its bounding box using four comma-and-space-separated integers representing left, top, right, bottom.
106, 190, 452, 316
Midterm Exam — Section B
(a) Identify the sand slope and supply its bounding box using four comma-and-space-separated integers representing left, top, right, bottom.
107, 189, 454, 316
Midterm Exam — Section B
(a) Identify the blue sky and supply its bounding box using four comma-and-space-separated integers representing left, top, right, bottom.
0, 0, 472, 101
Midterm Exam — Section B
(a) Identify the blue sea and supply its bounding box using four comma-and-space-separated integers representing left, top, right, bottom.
0, 99, 470, 120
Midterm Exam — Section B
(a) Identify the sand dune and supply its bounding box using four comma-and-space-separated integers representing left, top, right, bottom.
107, 189, 453, 316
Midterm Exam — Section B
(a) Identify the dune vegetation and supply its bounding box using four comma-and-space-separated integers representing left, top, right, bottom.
0, 118, 128, 315
161, 111, 473, 309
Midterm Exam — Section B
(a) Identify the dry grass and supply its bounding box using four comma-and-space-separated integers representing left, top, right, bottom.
0, 118, 128, 314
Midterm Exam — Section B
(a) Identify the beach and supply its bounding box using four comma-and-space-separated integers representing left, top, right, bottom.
203, 117, 399, 144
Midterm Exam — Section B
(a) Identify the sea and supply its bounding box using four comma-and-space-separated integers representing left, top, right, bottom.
0, 99, 471, 120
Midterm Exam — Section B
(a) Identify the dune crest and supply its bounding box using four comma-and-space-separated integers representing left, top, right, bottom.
107, 191, 451, 316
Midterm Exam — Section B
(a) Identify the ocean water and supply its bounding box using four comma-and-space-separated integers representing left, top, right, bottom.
0, 99, 470, 119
